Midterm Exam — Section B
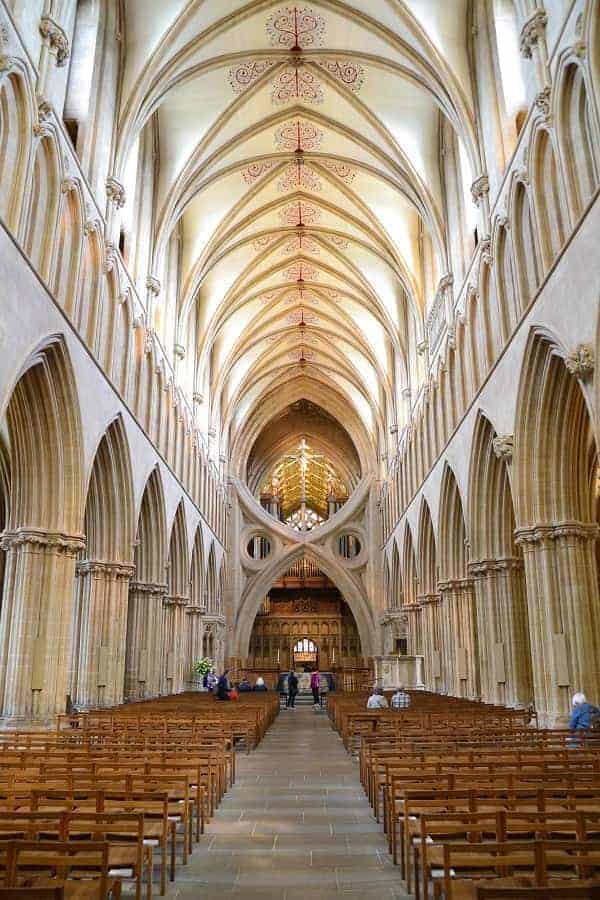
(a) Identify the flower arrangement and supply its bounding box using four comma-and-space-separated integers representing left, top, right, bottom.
192, 657, 213, 677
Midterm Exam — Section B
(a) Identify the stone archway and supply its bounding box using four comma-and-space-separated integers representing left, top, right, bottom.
233, 544, 377, 662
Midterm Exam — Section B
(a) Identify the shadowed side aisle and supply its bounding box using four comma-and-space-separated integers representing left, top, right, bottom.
169, 706, 407, 899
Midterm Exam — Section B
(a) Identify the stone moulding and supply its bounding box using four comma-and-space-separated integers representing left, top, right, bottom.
0, 529, 85, 554
514, 522, 600, 545
519, 9, 548, 58
128, 581, 169, 595
106, 176, 126, 209
76, 561, 135, 578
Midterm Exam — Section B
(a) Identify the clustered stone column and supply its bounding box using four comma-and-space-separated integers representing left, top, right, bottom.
0, 529, 84, 723
72, 560, 135, 708
125, 580, 167, 700
515, 522, 600, 726
160, 592, 189, 694
438, 578, 479, 698
417, 593, 442, 691
469, 557, 532, 708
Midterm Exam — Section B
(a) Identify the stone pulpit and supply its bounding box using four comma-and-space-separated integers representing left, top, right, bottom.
374, 655, 425, 690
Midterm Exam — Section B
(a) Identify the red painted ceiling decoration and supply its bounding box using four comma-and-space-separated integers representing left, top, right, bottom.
280, 234, 320, 255
274, 119, 323, 152
241, 160, 278, 184
317, 59, 366, 92
278, 161, 322, 192
266, 7, 326, 50
253, 234, 280, 250
229, 59, 275, 94
284, 287, 320, 304
279, 200, 321, 226
271, 66, 324, 104
322, 159, 357, 183
283, 261, 320, 282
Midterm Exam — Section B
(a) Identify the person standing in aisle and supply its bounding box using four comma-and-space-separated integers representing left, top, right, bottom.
310, 670, 320, 706
287, 671, 299, 708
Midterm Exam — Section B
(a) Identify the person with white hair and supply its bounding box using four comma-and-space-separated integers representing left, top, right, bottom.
367, 687, 388, 709
569, 692, 599, 731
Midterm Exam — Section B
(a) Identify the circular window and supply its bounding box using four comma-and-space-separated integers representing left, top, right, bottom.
338, 534, 361, 559
247, 535, 271, 560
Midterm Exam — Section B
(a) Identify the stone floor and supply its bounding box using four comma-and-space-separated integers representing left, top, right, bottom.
164, 704, 409, 899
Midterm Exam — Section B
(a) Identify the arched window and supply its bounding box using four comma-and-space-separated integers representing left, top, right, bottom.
294, 638, 317, 654
63, 1, 100, 155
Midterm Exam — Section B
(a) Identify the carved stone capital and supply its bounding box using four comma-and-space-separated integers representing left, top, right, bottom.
129, 581, 168, 595
39, 16, 70, 66
515, 521, 599, 546
468, 556, 523, 577
471, 174, 489, 206
416, 338, 428, 356
479, 235, 493, 266
146, 275, 161, 296
438, 272, 454, 293
173, 343, 186, 360
535, 86, 552, 117
492, 434, 514, 460
76, 560, 135, 579
438, 577, 474, 594
446, 325, 456, 350
1, 528, 85, 556
519, 9, 547, 58
192, 392, 204, 404
61, 176, 78, 194
565, 344, 594, 380
163, 593, 189, 607
105, 176, 126, 209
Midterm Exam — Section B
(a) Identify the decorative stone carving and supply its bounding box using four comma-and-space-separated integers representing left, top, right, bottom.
565, 344, 594, 379
471, 174, 489, 206
416, 338, 428, 356
106, 176, 126, 208
173, 343, 186, 360
192, 392, 204, 404
76, 560, 135, 579
492, 434, 514, 460
1, 528, 85, 556
446, 325, 456, 350
515, 522, 600, 545
61, 176, 78, 194
535, 86, 551, 117
519, 9, 547, 58
33, 96, 52, 135
480, 235, 493, 266
129, 581, 168, 595
104, 242, 117, 274
39, 16, 70, 66
146, 275, 161, 295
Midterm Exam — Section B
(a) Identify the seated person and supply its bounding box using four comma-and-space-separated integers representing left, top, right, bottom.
569, 692, 599, 730
253, 676, 268, 692
391, 685, 411, 710
238, 676, 252, 692
367, 687, 388, 709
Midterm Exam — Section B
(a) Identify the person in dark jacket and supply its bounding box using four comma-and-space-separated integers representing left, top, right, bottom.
215, 670, 231, 701
238, 677, 252, 693
287, 671, 299, 708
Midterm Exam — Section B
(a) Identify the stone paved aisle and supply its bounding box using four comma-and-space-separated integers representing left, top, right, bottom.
166, 705, 409, 899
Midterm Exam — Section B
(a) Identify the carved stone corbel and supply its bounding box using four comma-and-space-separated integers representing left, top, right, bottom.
565, 344, 594, 380
471, 174, 489, 207
106, 176, 126, 209
39, 16, 70, 67
519, 9, 547, 58
146, 275, 161, 296
492, 434, 514, 460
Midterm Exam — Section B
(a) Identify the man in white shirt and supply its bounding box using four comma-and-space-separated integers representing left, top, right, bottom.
367, 687, 389, 709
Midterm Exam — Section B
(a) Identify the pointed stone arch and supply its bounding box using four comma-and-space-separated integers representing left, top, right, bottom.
233, 543, 376, 662
0, 68, 32, 232
23, 133, 61, 280
557, 60, 599, 220
468, 412, 533, 707
0, 336, 84, 722
513, 330, 600, 722
71, 415, 135, 708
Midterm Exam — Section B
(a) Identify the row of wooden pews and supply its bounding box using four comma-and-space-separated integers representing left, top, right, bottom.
328, 691, 600, 899
0, 691, 278, 898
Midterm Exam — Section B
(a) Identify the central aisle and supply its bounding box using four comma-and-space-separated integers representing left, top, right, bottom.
173, 705, 408, 899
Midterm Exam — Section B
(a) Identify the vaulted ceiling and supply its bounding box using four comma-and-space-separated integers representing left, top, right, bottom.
117, 1, 479, 470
